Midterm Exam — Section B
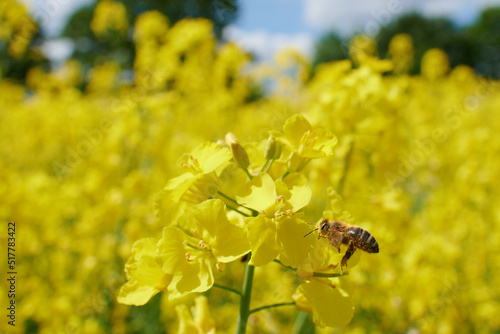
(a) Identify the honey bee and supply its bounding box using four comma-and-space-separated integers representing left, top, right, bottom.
306, 219, 379, 269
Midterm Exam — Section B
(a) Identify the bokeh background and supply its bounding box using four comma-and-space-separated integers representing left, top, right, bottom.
1, 0, 500, 333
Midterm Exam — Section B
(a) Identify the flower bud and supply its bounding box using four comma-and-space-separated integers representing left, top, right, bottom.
264, 136, 282, 160
287, 151, 309, 173
225, 132, 250, 169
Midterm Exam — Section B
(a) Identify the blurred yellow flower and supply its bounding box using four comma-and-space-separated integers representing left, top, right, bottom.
134, 10, 169, 43
421, 48, 450, 79
349, 35, 377, 66
176, 296, 216, 334
388, 33, 414, 74
0, 0, 37, 57
90, 0, 129, 37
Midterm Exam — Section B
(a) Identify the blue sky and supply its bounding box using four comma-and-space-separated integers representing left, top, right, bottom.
22, 0, 500, 63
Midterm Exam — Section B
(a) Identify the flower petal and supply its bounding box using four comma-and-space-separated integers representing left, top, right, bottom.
156, 226, 197, 274
308, 128, 338, 156
246, 215, 279, 266
117, 281, 161, 306
283, 115, 312, 149
183, 199, 250, 262
277, 217, 315, 268
127, 255, 171, 287
288, 184, 312, 212
192, 141, 232, 173
118, 238, 171, 306
168, 257, 214, 300
130, 238, 160, 261
299, 278, 354, 327
236, 173, 277, 213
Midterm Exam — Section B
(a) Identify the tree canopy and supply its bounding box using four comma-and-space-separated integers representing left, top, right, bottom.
313, 7, 500, 78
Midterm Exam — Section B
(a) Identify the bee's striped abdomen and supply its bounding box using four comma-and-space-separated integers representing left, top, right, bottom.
348, 226, 379, 253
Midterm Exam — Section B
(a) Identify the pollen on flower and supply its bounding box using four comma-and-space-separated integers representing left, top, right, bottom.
182, 155, 202, 173
198, 240, 209, 250
275, 209, 295, 218
300, 131, 315, 147
185, 252, 194, 262
191, 229, 201, 239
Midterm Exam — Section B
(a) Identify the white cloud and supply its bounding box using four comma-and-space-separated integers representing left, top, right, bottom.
223, 25, 315, 61
302, 0, 401, 36
302, 0, 500, 35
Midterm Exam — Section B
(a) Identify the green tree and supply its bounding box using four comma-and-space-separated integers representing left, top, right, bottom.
312, 31, 348, 69
0, 30, 50, 83
466, 7, 500, 77
312, 8, 500, 78
375, 13, 473, 74
61, 0, 238, 70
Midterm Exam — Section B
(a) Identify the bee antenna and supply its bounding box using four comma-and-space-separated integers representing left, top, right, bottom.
307, 222, 316, 226
303, 228, 318, 238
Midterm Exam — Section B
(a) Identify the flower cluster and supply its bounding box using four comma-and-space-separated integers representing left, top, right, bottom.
2, 4, 500, 333
118, 114, 360, 328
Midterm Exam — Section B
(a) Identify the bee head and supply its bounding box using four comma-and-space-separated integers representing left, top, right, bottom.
319, 219, 330, 235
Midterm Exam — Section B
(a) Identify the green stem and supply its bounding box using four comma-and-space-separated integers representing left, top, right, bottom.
249, 302, 295, 315
291, 311, 310, 334
244, 168, 253, 181
226, 204, 251, 217
264, 159, 275, 173
280, 171, 290, 180
212, 283, 241, 296
260, 159, 270, 172
217, 192, 259, 217
235, 254, 255, 334
273, 259, 348, 278
337, 140, 354, 196
218, 191, 239, 205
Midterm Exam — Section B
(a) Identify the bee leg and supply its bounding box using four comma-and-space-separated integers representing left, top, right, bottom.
341, 242, 356, 268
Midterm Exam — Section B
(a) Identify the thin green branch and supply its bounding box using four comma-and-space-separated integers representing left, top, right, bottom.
244, 168, 253, 181
260, 159, 270, 173
264, 159, 275, 173
212, 283, 241, 296
291, 311, 310, 334
218, 190, 239, 205
217, 191, 259, 217
226, 204, 251, 217
311, 271, 349, 278
249, 302, 295, 315
273, 259, 348, 278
